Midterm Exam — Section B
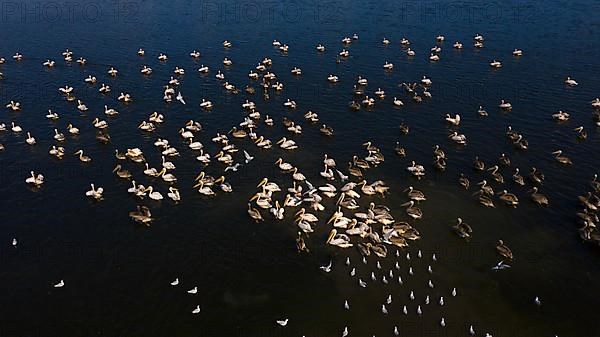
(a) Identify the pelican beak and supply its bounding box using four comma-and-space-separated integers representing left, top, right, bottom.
192, 182, 202, 189
249, 194, 259, 202
326, 229, 337, 243
257, 178, 267, 188
327, 214, 338, 225
276, 138, 284, 145
216, 176, 225, 183
194, 172, 204, 181
400, 201, 411, 207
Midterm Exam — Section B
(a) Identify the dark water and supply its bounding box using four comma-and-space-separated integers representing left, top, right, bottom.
1, 0, 600, 336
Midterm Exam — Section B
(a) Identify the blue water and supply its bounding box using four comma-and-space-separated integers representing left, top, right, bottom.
1, 0, 600, 336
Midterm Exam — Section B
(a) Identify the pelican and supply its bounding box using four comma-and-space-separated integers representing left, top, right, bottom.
316, 44, 326, 52
193, 181, 215, 196
383, 61, 393, 69
382, 37, 390, 45
453, 218, 473, 239
74, 149, 92, 162
404, 186, 426, 201
158, 168, 177, 183
92, 118, 107, 129
58, 86, 73, 94
512, 168, 525, 186
291, 67, 302, 75
276, 137, 298, 150
53, 129, 65, 141
25, 132, 36, 145
326, 229, 353, 248
77, 100, 88, 111
513, 48, 523, 56
158, 53, 168, 61
85, 183, 104, 200
99, 84, 111, 93
489, 60, 502, 68
497, 190, 519, 207
137, 48, 145, 56
496, 240, 513, 260
565, 76, 578, 86
445, 113, 460, 126
529, 187, 549, 206
11, 122, 22, 132
144, 163, 159, 177
552, 150, 572, 165
406, 48, 416, 56
84, 75, 96, 84
552, 110, 570, 121
401, 201, 423, 219
453, 41, 463, 49
112, 164, 131, 179
478, 105, 488, 116
46, 110, 59, 120
275, 158, 293, 171
6, 101, 20, 111
247, 203, 263, 222
498, 99, 512, 110
25, 171, 44, 186
141, 65, 153, 75
449, 131, 467, 144
327, 74, 339, 83
407, 161, 425, 178
117, 92, 132, 103
144, 186, 163, 200
107, 67, 118, 76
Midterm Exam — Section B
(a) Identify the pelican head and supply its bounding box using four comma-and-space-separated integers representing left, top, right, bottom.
257, 177, 268, 188
326, 229, 338, 243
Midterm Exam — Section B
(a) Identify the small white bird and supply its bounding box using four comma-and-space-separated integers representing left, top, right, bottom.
344, 300, 350, 310
395, 261, 400, 269
386, 294, 392, 304
319, 260, 332, 273
409, 267, 414, 275
406, 253, 410, 260
432, 253, 437, 261
440, 317, 446, 327
350, 268, 356, 277
381, 304, 388, 314
370, 272, 376, 281
402, 305, 408, 315
358, 279, 367, 288
439, 296, 445, 306
382, 276, 388, 284
410, 291, 415, 300
417, 305, 422, 315
362, 256, 367, 264
428, 280, 434, 288
170, 278, 179, 286
452, 288, 457, 297
342, 326, 349, 337
276, 318, 289, 327
398, 276, 403, 284
54, 280, 65, 288
345, 257, 350, 266
12, 238, 17, 247
492, 260, 511, 270
224, 163, 241, 172
376, 261, 382, 269
394, 326, 399, 336
534, 296, 541, 306
469, 325, 475, 335
243, 150, 254, 164
187, 287, 198, 294
427, 265, 433, 273
425, 295, 430, 305
192, 305, 201, 314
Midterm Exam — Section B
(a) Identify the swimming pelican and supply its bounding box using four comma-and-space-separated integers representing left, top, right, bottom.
25, 132, 36, 145
496, 240, 513, 260
445, 113, 460, 126
552, 150, 572, 165
85, 183, 104, 200
25, 171, 44, 186
74, 149, 92, 162
564, 76, 578, 86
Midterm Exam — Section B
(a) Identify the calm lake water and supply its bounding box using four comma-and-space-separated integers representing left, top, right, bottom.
1, 0, 599, 336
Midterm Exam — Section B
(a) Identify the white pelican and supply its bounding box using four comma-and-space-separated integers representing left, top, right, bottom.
291, 67, 302, 75
421, 76, 432, 85
167, 187, 181, 202
316, 44, 325, 52
107, 67, 118, 76
498, 99, 512, 110
400, 37, 410, 45
406, 48, 416, 56
99, 84, 111, 93
158, 53, 168, 61
272, 40, 281, 46
179, 128, 194, 139
429, 53, 440, 61
565, 77, 578, 86
449, 131, 467, 145
200, 99, 213, 109
43, 59, 55, 67
512, 48, 523, 56
13, 52, 23, 61
137, 48, 145, 56
190, 50, 200, 58
144, 163, 159, 177
74, 149, 91, 162
383, 61, 393, 69
223, 57, 232, 66
222, 40, 232, 48
162, 156, 176, 170
141, 65, 153, 75
393, 97, 404, 106
84, 75, 96, 84
445, 113, 461, 126
453, 41, 463, 49
276, 137, 298, 150
145, 186, 163, 200
58, 86, 73, 94
53, 129, 65, 141
11, 122, 22, 132
104, 105, 119, 116
75, 57, 85, 64
26, 132, 36, 145
436, 35, 445, 42
77, 100, 88, 111
158, 168, 177, 183
194, 181, 215, 196
117, 92, 132, 102
382, 37, 390, 45
92, 118, 108, 129
198, 64, 209, 73
25, 171, 44, 186
489, 60, 502, 68
86, 184, 104, 200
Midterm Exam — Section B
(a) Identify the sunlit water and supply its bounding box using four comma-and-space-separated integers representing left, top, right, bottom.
1, 0, 600, 336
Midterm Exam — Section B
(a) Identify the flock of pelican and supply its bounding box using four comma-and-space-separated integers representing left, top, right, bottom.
0, 31, 596, 335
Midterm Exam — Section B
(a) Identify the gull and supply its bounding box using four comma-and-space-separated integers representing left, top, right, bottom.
398, 276, 403, 284
432, 253, 437, 261
395, 262, 400, 269
187, 286, 198, 294
170, 278, 179, 286
382, 276, 388, 284
386, 294, 392, 304
534, 296, 541, 306
192, 305, 201, 314
350, 268, 356, 276
492, 260, 511, 271
319, 260, 332, 273
440, 317, 446, 327
344, 300, 350, 310
176, 92, 186, 104
381, 304, 388, 314
425, 295, 430, 305
345, 257, 350, 266
395, 250, 400, 257
276, 318, 289, 327
376, 261, 381, 269
417, 305, 422, 315
418, 250, 422, 258
224, 163, 241, 172
428, 280, 434, 288
394, 326, 399, 336
469, 325, 475, 335
362, 256, 367, 264
359, 279, 367, 288
410, 291, 415, 300
409, 267, 414, 275
451, 288, 457, 297
370, 272, 376, 281
54, 280, 65, 288
428, 265, 433, 273
243, 150, 254, 163
389, 270, 394, 278
439, 296, 445, 306
342, 326, 348, 337
406, 253, 410, 260
402, 305, 408, 314
12, 238, 17, 247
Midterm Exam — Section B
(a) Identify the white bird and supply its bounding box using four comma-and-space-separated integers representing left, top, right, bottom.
439, 296, 445, 306
492, 260, 511, 270
402, 305, 408, 315
345, 257, 350, 265
187, 287, 198, 294
440, 317, 446, 327
410, 291, 415, 300
319, 260, 332, 273
243, 150, 254, 164
535, 296, 541, 306
452, 288, 457, 296
394, 326, 399, 336
386, 294, 392, 304
469, 325, 475, 335
350, 268, 356, 277
344, 300, 350, 310
170, 278, 179, 286
276, 318, 288, 327
381, 304, 388, 314
342, 326, 349, 337
224, 163, 241, 172
358, 279, 367, 288
54, 280, 65, 288
176, 92, 186, 105
12, 238, 17, 247
417, 305, 422, 315
192, 305, 201, 314
425, 295, 430, 304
